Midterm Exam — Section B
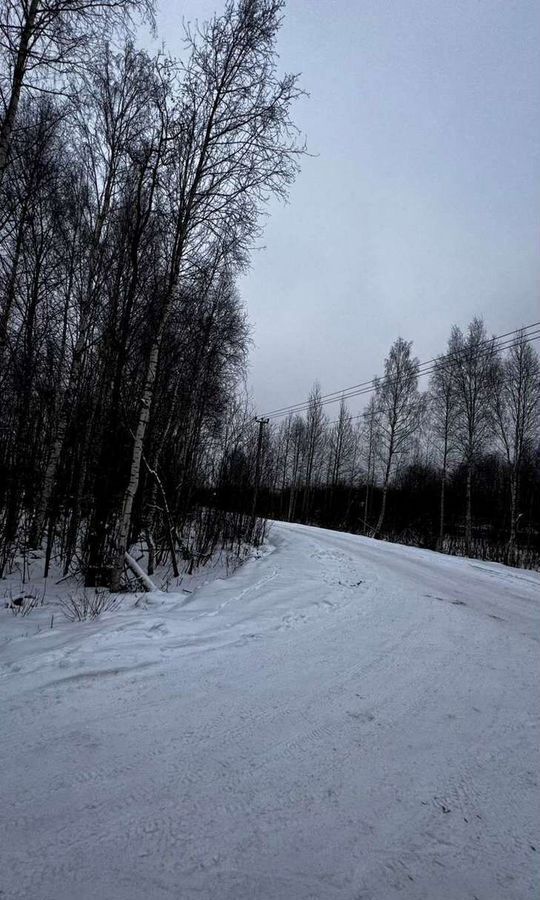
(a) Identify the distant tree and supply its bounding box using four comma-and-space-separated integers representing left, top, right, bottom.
429, 352, 458, 549
301, 383, 327, 519
249, 330, 540, 567
275, 416, 292, 487
491, 332, 540, 559
448, 318, 496, 555
328, 397, 355, 487
287, 415, 306, 521
361, 395, 379, 533
372, 338, 422, 537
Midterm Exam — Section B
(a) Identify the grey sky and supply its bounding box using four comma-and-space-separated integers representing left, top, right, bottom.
150, 0, 540, 419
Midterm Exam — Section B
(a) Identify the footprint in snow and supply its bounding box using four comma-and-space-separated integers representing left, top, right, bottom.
347, 710, 375, 723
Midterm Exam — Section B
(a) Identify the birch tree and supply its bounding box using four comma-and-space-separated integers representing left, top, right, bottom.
372, 338, 421, 537
491, 332, 540, 559
0, 0, 153, 180
448, 318, 496, 555
429, 352, 457, 549
110, 0, 302, 589
328, 397, 355, 487
301, 383, 326, 519
287, 415, 306, 521
361, 395, 379, 533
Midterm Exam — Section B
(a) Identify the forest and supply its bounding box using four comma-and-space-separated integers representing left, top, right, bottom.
1, 0, 539, 596
0, 0, 302, 589
242, 321, 540, 569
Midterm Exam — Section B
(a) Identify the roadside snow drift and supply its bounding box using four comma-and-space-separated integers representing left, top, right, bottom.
1, 522, 539, 900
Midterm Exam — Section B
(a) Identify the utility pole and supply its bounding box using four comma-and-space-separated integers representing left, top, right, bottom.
251, 416, 269, 533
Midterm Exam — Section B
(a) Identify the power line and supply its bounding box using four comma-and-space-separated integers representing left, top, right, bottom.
264, 322, 540, 418
262, 322, 540, 422
329, 332, 540, 427
322, 330, 540, 423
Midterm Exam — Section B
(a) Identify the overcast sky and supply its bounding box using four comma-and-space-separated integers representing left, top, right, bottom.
149, 0, 540, 419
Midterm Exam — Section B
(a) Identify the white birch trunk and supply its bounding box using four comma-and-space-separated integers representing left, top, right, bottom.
110, 336, 161, 591
124, 552, 157, 592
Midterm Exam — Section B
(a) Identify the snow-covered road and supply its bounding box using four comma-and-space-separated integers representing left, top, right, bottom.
1, 522, 539, 899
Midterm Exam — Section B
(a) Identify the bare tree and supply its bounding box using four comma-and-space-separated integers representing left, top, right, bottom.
0, 0, 154, 179
1, 3, 302, 588
287, 414, 306, 521
328, 397, 355, 487
429, 353, 457, 549
448, 318, 496, 555
301, 383, 327, 519
372, 338, 422, 537
110, 0, 303, 588
361, 395, 379, 533
491, 331, 540, 559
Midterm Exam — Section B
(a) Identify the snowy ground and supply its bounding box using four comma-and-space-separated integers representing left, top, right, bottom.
1, 521, 539, 900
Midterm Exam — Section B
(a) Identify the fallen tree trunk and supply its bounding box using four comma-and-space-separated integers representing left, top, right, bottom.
124, 552, 157, 592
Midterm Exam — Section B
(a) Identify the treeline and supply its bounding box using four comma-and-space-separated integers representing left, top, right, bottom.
0, 0, 302, 588
234, 320, 540, 568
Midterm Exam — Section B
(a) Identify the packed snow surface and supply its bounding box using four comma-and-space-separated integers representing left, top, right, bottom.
1, 522, 539, 900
